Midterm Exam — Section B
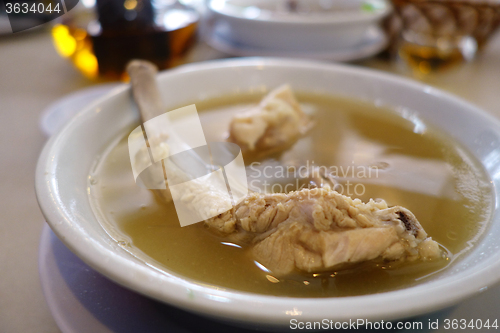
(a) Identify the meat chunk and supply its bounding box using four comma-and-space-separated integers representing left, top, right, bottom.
206, 187, 443, 275
228, 85, 311, 153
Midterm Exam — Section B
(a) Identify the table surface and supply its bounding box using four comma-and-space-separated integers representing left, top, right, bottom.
1, 26, 500, 333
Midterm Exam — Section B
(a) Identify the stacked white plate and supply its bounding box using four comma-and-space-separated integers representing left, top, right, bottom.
204, 0, 392, 61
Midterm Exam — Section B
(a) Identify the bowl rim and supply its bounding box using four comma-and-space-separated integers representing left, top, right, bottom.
207, 0, 392, 25
36, 57, 500, 326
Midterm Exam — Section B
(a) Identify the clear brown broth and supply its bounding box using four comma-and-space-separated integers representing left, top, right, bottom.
89, 92, 492, 297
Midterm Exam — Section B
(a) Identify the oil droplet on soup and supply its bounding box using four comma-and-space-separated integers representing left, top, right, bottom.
89, 92, 492, 297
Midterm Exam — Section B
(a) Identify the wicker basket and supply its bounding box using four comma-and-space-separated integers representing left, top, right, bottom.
383, 0, 500, 56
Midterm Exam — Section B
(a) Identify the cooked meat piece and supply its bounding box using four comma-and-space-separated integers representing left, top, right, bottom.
228, 85, 312, 153
206, 187, 442, 275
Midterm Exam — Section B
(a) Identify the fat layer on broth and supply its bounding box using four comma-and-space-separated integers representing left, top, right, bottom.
88, 92, 492, 297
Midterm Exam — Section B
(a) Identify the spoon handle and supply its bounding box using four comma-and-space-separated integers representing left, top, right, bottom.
126, 60, 165, 122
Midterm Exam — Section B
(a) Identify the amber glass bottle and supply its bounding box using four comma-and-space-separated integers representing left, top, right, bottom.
52, 0, 199, 80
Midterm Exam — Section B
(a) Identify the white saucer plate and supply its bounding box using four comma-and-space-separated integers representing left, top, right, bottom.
38, 224, 500, 333
38, 224, 267, 333
205, 26, 388, 62
39, 83, 120, 137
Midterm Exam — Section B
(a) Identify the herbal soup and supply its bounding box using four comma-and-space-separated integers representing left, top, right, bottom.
89, 92, 492, 297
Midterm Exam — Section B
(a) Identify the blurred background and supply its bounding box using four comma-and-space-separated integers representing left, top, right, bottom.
1, 0, 500, 332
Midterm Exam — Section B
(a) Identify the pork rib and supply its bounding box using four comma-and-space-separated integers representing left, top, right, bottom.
228, 84, 312, 154
206, 187, 442, 275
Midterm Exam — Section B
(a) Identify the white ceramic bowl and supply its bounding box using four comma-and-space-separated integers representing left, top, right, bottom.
36, 58, 500, 328
206, 0, 392, 51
